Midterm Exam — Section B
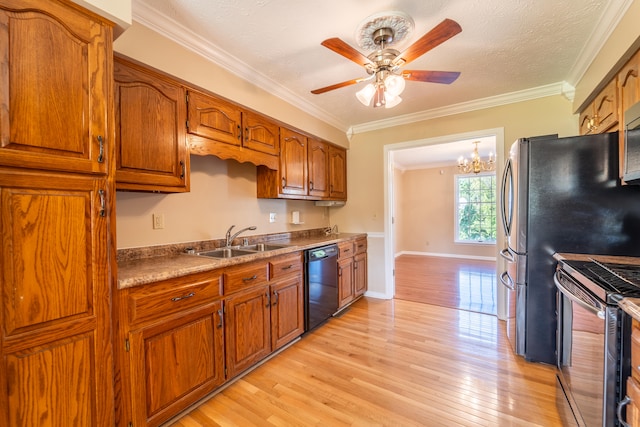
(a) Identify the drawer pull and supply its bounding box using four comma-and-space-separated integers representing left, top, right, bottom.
343, 248, 351, 253
281, 264, 293, 270
171, 292, 195, 302
243, 275, 258, 282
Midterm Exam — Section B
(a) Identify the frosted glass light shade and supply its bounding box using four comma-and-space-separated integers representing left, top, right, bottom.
356, 83, 376, 106
385, 94, 402, 108
385, 74, 406, 97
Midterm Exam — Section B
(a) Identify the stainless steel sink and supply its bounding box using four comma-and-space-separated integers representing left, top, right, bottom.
196, 248, 255, 258
236, 243, 289, 251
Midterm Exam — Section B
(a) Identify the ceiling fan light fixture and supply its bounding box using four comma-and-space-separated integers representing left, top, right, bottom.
385, 94, 402, 108
385, 74, 405, 97
356, 83, 376, 106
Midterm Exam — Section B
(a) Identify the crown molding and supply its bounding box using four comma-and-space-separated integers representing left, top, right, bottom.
348, 81, 573, 135
131, 1, 347, 131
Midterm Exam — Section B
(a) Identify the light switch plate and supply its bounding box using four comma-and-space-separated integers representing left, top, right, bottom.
153, 213, 165, 229
269, 212, 276, 223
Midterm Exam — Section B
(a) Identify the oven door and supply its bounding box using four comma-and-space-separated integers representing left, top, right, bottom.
555, 269, 606, 427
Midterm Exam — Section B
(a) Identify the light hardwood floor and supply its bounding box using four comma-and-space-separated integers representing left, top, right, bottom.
168, 297, 562, 426
394, 255, 497, 315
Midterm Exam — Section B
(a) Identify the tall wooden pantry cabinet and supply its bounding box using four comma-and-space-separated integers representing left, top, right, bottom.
0, 1, 116, 425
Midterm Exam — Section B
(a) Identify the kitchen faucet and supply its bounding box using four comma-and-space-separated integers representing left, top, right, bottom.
225, 225, 257, 247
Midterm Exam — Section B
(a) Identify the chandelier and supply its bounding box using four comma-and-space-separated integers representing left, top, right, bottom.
458, 141, 495, 174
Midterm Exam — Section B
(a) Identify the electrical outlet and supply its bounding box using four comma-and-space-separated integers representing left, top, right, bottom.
153, 213, 165, 229
269, 212, 276, 223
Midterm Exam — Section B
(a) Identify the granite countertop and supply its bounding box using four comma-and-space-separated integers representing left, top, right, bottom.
117, 232, 366, 289
555, 252, 640, 322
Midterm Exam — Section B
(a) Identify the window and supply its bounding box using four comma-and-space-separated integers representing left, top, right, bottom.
455, 173, 496, 243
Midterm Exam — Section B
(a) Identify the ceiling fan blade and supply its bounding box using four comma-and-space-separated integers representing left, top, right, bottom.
321, 38, 373, 67
402, 70, 461, 84
311, 78, 366, 94
393, 19, 462, 66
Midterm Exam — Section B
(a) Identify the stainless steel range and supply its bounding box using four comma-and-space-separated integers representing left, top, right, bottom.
554, 254, 640, 427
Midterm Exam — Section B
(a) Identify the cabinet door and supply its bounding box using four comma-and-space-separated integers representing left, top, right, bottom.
186, 89, 242, 146
329, 145, 347, 200
579, 108, 595, 135
114, 58, 189, 192
354, 252, 368, 298
271, 276, 304, 350
225, 286, 271, 378
128, 303, 224, 427
0, 0, 110, 175
593, 78, 618, 133
619, 51, 640, 122
279, 127, 308, 196
243, 111, 279, 155
338, 257, 354, 308
308, 138, 330, 198
0, 171, 113, 427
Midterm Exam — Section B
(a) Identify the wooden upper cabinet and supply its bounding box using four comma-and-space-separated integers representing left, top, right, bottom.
620, 50, 640, 125
308, 138, 330, 198
279, 127, 308, 196
329, 145, 347, 200
0, 0, 110, 175
579, 78, 618, 135
187, 90, 279, 169
243, 110, 279, 155
114, 57, 189, 192
187, 89, 242, 146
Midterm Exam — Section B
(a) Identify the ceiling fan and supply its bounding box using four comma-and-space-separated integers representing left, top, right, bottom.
311, 16, 462, 108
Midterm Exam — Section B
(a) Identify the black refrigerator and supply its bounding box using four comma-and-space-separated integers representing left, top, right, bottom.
499, 131, 640, 365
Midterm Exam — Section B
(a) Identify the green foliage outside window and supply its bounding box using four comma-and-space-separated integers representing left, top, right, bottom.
456, 174, 496, 243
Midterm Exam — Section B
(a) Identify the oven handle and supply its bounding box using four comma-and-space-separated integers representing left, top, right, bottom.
617, 396, 631, 427
553, 271, 606, 319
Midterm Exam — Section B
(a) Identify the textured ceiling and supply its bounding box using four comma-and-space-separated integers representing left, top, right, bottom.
131, 0, 626, 166
132, 1, 624, 130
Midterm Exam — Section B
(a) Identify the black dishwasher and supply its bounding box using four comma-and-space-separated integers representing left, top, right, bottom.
304, 244, 338, 332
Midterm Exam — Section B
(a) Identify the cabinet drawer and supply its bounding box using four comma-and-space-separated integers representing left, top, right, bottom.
338, 241, 354, 260
354, 238, 367, 255
224, 261, 268, 294
269, 252, 303, 280
128, 275, 223, 325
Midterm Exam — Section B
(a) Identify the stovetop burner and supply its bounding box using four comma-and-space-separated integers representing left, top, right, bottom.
560, 259, 640, 303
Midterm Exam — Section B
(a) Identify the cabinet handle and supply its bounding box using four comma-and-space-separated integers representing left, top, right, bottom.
237, 124, 242, 141
180, 160, 185, 179
265, 291, 271, 307
281, 176, 286, 188
338, 267, 342, 277
97, 135, 104, 163
309, 181, 314, 190
617, 396, 631, 427
245, 127, 248, 142
343, 248, 351, 253
171, 291, 195, 302
98, 190, 106, 217
217, 308, 223, 329
242, 275, 257, 282
281, 264, 293, 270
354, 262, 358, 270
272, 290, 279, 306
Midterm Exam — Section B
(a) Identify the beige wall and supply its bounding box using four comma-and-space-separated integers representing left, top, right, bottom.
72, 0, 131, 33
395, 165, 496, 259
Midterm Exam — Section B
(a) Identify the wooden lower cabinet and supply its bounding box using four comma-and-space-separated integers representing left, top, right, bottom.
621, 318, 640, 426
338, 237, 368, 310
271, 275, 305, 350
224, 285, 272, 378
128, 303, 225, 427
0, 170, 114, 427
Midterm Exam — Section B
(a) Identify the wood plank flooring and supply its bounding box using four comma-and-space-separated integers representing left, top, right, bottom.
168, 297, 562, 426
395, 255, 497, 315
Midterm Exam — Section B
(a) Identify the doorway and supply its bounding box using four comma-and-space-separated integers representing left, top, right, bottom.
383, 128, 507, 318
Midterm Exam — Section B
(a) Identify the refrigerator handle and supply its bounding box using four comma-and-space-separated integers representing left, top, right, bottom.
500, 158, 513, 236
499, 271, 516, 291
499, 247, 515, 263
